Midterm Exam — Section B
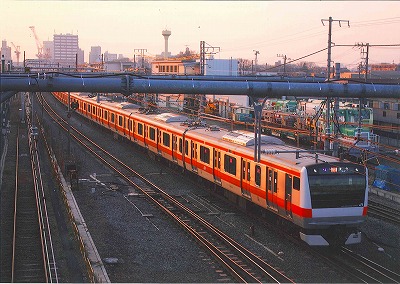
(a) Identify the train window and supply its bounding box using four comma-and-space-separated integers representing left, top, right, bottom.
111, 113, 115, 123
149, 127, 156, 140
88, 104, 91, 113
224, 154, 236, 175
93, 106, 96, 114
83, 103, 86, 111
268, 169, 273, 191
163, 132, 170, 147
128, 119, 132, 131
191, 142, 197, 159
293, 176, 300, 191
308, 174, 365, 208
173, 136, 177, 151
255, 165, 261, 186
179, 138, 183, 153
247, 162, 250, 181
185, 140, 189, 156
137, 123, 143, 135
118, 115, 123, 126
242, 161, 246, 179
200, 145, 210, 164
274, 171, 278, 193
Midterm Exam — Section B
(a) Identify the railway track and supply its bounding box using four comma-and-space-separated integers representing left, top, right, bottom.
9, 98, 59, 283
368, 200, 400, 225
38, 93, 294, 282
323, 247, 400, 283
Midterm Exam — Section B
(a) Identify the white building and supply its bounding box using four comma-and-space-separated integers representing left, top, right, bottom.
77, 48, 85, 65
43, 40, 53, 60
53, 33, 79, 67
89, 46, 102, 64
1, 40, 12, 61
205, 58, 250, 108
104, 51, 117, 62
1, 40, 12, 71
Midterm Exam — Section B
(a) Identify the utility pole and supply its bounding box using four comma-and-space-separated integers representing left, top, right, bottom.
356, 42, 370, 82
321, 16, 349, 152
199, 41, 220, 75
253, 50, 259, 73
277, 54, 289, 76
134, 49, 148, 70
321, 17, 350, 81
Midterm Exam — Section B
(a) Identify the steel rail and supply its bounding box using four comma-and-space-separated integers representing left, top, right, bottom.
368, 201, 400, 225
341, 247, 400, 283
39, 94, 256, 283
29, 122, 59, 282
39, 92, 294, 283
26, 100, 49, 283
11, 128, 20, 283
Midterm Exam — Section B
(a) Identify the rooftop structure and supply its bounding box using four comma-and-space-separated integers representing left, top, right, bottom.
162, 29, 171, 58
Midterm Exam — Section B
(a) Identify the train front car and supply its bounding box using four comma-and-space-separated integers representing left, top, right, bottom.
299, 162, 368, 246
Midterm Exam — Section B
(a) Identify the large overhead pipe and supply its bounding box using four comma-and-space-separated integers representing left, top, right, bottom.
1, 73, 399, 99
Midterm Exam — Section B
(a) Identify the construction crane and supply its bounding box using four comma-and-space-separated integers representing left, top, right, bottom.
11, 42, 21, 64
29, 26, 44, 59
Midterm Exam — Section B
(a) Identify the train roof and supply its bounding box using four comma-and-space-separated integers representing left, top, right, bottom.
75, 93, 346, 170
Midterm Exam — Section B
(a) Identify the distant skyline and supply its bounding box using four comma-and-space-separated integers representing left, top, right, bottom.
1, 1, 400, 68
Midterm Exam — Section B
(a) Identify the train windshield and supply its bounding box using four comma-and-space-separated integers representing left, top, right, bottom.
307, 164, 366, 209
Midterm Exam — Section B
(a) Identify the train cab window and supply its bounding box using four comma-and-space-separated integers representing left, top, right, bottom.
199, 145, 210, 164
293, 176, 300, 191
224, 154, 237, 175
118, 115, 123, 126
255, 165, 261, 186
163, 132, 170, 147
104, 110, 108, 120
111, 113, 115, 123
149, 127, 156, 141
137, 123, 143, 135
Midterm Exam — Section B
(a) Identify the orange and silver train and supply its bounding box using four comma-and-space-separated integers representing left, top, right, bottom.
52, 92, 369, 246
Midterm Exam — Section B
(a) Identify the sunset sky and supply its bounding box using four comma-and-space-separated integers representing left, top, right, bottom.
2, 1, 400, 68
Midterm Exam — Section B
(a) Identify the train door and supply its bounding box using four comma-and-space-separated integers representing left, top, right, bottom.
191, 141, 198, 172
240, 159, 251, 199
285, 174, 293, 218
172, 134, 177, 162
267, 169, 278, 211
213, 148, 222, 184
